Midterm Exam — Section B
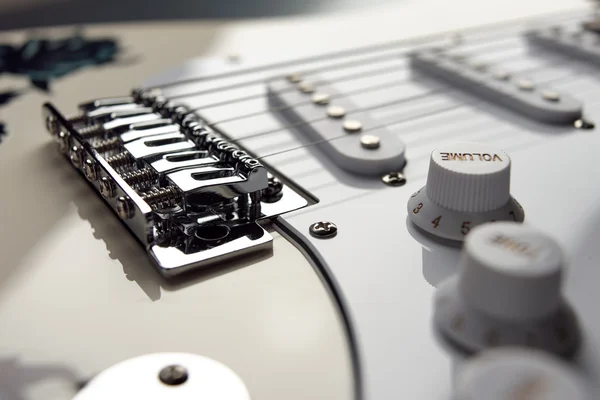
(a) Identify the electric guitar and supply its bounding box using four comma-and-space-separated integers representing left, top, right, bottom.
2, 1, 599, 398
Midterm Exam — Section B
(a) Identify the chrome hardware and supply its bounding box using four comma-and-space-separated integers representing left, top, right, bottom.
122, 168, 158, 188
309, 221, 338, 239
124, 132, 196, 161
43, 96, 310, 277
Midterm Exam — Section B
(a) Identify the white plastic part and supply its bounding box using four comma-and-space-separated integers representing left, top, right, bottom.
73, 353, 250, 400
427, 143, 511, 212
434, 222, 580, 358
460, 222, 563, 321
407, 142, 524, 242
455, 348, 589, 400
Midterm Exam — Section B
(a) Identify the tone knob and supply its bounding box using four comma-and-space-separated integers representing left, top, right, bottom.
407, 142, 524, 241
434, 222, 580, 358
455, 348, 589, 400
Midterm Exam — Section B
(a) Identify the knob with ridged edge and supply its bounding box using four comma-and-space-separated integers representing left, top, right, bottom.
407, 142, 524, 242
434, 222, 581, 358
455, 348, 589, 400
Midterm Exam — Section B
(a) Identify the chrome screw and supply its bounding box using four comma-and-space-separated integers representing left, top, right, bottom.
99, 176, 117, 198
46, 113, 59, 135
309, 221, 338, 239
382, 172, 406, 187
83, 158, 99, 181
159, 365, 188, 386
57, 131, 70, 153
70, 145, 83, 168
116, 196, 135, 219
261, 176, 284, 203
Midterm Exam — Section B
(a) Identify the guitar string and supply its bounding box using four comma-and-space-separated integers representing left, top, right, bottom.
149, 11, 582, 90
206, 52, 573, 126
215, 57, 579, 146
163, 37, 528, 103
250, 71, 589, 161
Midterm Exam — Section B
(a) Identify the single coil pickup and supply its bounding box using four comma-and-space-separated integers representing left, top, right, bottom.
526, 28, 600, 67
409, 50, 583, 125
267, 76, 406, 177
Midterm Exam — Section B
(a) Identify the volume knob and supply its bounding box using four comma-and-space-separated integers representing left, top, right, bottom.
407, 142, 524, 241
434, 222, 581, 358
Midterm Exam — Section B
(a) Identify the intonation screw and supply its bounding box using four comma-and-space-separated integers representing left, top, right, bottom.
382, 172, 407, 187
93, 137, 121, 153
57, 131, 70, 153
67, 114, 87, 125
70, 145, 83, 168
158, 365, 188, 386
78, 124, 104, 139
105, 151, 134, 169
121, 168, 158, 188
99, 176, 117, 198
83, 158, 100, 181
116, 196, 135, 219
140, 186, 182, 209
45, 114, 59, 135
309, 221, 338, 239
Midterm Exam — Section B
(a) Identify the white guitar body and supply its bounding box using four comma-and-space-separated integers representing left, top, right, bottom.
1, 1, 599, 399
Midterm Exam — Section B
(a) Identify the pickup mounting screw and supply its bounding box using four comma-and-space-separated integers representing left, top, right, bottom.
159, 365, 188, 386
116, 196, 135, 219
83, 158, 99, 181
382, 172, 406, 187
99, 176, 117, 198
309, 221, 338, 239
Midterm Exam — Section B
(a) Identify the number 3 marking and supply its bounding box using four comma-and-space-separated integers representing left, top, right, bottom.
413, 203, 423, 214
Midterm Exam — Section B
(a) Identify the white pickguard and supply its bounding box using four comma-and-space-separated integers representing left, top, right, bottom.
0, 1, 595, 399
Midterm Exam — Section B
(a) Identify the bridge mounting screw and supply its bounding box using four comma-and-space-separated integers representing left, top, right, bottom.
261, 176, 284, 203
382, 172, 406, 187
116, 196, 135, 219
309, 221, 338, 239
159, 364, 188, 386
45, 114, 59, 135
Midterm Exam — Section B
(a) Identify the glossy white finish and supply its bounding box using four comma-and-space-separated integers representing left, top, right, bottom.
147, 7, 600, 400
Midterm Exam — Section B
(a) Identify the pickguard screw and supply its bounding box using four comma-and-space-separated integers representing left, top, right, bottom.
261, 176, 284, 203
159, 365, 188, 386
116, 196, 135, 219
83, 158, 99, 181
382, 172, 406, 187
99, 176, 117, 199
70, 145, 83, 168
309, 221, 338, 239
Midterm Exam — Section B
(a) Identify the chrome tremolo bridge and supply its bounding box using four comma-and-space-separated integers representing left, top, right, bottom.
43, 91, 311, 277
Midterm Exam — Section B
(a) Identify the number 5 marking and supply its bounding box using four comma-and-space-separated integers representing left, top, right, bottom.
461, 221, 471, 235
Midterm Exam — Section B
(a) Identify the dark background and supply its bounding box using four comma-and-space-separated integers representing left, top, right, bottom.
0, 0, 393, 30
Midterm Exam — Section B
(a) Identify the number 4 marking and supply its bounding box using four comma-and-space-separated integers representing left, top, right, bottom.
432, 216, 442, 228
